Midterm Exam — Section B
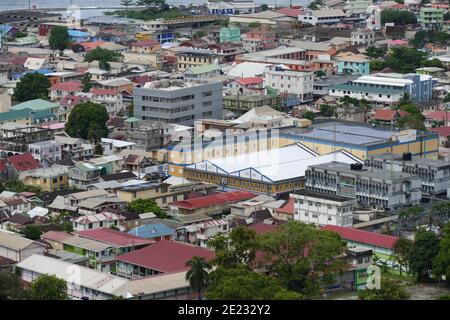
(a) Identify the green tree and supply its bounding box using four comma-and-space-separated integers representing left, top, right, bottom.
0, 272, 28, 300
127, 198, 166, 218
393, 237, 413, 275
61, 221, 73, 233
65, 102, 109, 141
185, 256, 211, 300
410, 228, 440, 282
260, 3, 269, 11
206, 267, 302, 300
192, 29, 207, 39
22, 225, 43, 240
420, 58, 445, 69
29, 274, 68, 300
366, 46, 386, 59
248, 21, 261, 28
121, 0, 134, 11
369, 60, 384, 71
315, 70, 326, 78
49, 26, 69, 51
14, 73, 51, 102
381, 9, 417, 26
320, 104, 336, 117
84, 47, 123, 71
208, 226, 257, 269
358, 279, 410, 300
433, 222, 450, 285
81, 73, 93, 93
303, 111, 315, 121
257, 222, 346, 297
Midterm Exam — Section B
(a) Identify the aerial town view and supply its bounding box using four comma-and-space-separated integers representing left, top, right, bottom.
0, 0, 450, 307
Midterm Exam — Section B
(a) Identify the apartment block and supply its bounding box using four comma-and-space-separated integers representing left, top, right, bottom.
133, 79, 223, 126
365, 152, 450, 195
305, 162, 422, 210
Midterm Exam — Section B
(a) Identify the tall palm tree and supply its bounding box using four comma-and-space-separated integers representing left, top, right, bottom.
185, 256, 210, 300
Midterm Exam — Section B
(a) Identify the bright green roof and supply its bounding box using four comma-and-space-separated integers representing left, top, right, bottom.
125, 117, 140, 123
184, 64, 221, 75
11, 99, 59, 111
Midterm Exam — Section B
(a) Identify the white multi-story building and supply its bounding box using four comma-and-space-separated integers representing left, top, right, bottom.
78, 89, 124, 117
298, 9, 346, 26
351, 29, 375, 46
345, 0, 374, 15
263, 66, 314, 102
291, 190, 356, 227
28, 140, 62, 166
207, 0, 257, 15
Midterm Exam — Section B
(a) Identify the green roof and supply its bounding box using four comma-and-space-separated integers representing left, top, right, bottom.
0, 108, 33, 122
184, 64, 221, 75
125, 117, 140, 123
330, 83, 404, 94
32, 109, 57, 121
11, 99, 59, 111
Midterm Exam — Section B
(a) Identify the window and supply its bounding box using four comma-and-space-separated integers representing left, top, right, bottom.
88, 223, 93, 229
100, 221, 103, 227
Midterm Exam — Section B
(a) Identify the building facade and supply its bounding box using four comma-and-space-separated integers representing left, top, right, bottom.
133, 80, 223, 126
263, 67, 314, 102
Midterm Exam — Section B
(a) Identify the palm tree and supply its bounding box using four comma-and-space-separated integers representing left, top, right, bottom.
185, 256, 210, 300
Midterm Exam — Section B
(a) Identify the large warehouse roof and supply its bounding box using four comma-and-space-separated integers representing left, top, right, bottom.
186, 143, 362, 183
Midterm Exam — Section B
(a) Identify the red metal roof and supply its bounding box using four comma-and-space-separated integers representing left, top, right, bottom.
41, 230, 72, 242
79, 41, 106, 51
425, 111, 450, 121
321, 225, 398, 249
90, 88, 119, 95
7, 153, 41, 171
132, 40, 160, 47
247, 222, 278, 235
50, 80, 82, 92
116, 239, 215, 273
275, 7, 303, 18
235, 77, 263, 86
275, 198, 295, 215
430, 126, 450, 138
170, 190, 256, 210
76, 228, 154, 247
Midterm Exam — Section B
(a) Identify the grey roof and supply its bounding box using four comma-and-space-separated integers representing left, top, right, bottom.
62, 236, 111, 252
0, 230, 46, 251
175, 213, 212, 225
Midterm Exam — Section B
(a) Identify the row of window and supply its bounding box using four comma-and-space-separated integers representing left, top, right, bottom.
141, 95, 194, 103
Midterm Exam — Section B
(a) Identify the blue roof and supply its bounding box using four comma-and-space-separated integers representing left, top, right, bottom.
0, 25, 13, 34
68, 30, 89, 37
12, 69, 53, 80
128, 223, 175, 239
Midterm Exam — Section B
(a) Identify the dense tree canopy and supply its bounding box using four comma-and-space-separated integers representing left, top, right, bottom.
411, 30, 450, 47
433, 222, 450, 285
366, 46, 386, 59
84, 47, 123, 71
409, 228, 440, 282
0, 272, 28, 300
49, 26, 70, 51
381, 9, 417, 26
29, 274, 68, 300
126, 199, 165, 218
22, 225, 43, 240
14, 73, 51, 102
65, 102, 109, 141
206, 267, 302, 300
358, 279, 410, 300
257, 222, 347, 296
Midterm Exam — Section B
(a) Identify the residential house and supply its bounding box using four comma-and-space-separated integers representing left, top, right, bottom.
20, 165, 69, 192
68, 162, 102, 190
17, 254, 130, 299
77, 197, 125, 215
5, 153, 41, 179
127, 223, 176, 242
27, 140, 62, 166
0, 230, 46, 262
88, 155, 123, 175
219, 25, 241, 43
372, 109, 409, 125
131, 40, 161, 54
241, 25, 277, 53
99, 171, 137, 183
50, 81, 82, 101
116, 239, 214, 279
73, 212, 125, 231
336, 53, 370, 76
101, 138, 135, 156
55, 135, 94, 160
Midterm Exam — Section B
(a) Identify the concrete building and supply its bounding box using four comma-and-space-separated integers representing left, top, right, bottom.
298, 9, 346, 26
336, 54, 370, 76
351, 29, 375, 46
291, 189, 356, 227
263, 66, 314, 102
207, 1, 257, 15
27, 140, 61, 166
329, 73, 434, 104
176, 48, 218, 72
365, 152, 450, 195
20, 165, 69, 192
345, 0, 374, 15
305, 162, 422, 210
420, 7, 445, 30
134, 79, 223, 126
219, 25, 241, 43
183, 64, 222, 81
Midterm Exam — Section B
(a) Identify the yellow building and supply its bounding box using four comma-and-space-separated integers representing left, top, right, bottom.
167, 121, 439, 177
20, 166, 69, 192
176, 49, 217, 72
